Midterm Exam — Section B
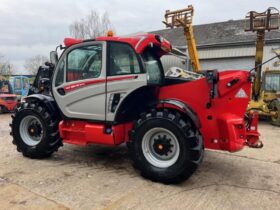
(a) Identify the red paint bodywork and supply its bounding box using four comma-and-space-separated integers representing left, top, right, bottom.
159, 70, 254, 152
246, 111, 260, 146
64, 38, 82, 47
59, 120, 132, 146
58, 35, 259, 152
64, 34, 171, 56
59, 70, 258, 152
0, 94, 17, 112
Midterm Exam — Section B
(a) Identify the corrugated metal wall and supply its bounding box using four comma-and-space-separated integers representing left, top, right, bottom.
200, 57, 255, 71
198, 46, 255, 59
160, 44, 280, 72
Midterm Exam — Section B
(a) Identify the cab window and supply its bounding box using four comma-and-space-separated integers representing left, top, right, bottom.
108, 42, 141, 76
264, 73, 280, 91
66, 44, 102, 82
14, 78, 21, 90
0, 82, 11, 94
23, 78, 29, 90
55, 60, 65, 87
141, 50, 163, 85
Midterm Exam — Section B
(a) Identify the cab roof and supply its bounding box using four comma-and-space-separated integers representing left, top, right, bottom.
63, 34, 172, 56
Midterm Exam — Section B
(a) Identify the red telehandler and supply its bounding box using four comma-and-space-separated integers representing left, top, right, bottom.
0, 79, 17, 113
10, 34, 261, 183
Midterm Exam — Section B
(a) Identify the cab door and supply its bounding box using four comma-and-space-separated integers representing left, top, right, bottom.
106, 42, 147, 122
52, 41, 107, 121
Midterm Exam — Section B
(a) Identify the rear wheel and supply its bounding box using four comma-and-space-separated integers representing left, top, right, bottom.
130, 109, 203, 184
10, 101, 62, 158
271, 100, 280, 126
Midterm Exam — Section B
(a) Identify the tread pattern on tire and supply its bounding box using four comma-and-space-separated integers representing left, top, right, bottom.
10, 99, 62, 159
129, 109, 203, 184
270, 100, 280, 126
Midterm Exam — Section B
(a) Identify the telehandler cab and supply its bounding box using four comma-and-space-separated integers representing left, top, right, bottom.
11, 34, 261, 183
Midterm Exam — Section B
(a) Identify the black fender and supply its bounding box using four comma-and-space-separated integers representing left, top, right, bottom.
24, 94, 60, 118
114, 86, 159, 123
159, 99, 201, 129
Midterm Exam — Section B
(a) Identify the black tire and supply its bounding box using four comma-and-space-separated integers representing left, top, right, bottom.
0, 105, 8, 114
130, 109, 203, 184
270, 100, 280, 126
10, 100, 62, 158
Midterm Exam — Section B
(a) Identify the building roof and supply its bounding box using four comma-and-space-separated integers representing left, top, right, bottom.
151, 19, 280, 48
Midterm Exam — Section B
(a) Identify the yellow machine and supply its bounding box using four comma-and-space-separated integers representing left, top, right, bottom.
163, 5, 201, 73
245, 8, 280, 126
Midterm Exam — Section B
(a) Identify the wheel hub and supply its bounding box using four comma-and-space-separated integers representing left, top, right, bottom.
19, 115, 43, 146
28, 122, 42, 138
153, 135, 174, 156
142, 127, 180, 168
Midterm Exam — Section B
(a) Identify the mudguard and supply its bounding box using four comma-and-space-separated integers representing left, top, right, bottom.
24, 94, 59, 117
159, 99, 201, 129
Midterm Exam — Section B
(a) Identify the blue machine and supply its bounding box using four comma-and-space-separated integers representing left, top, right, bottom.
9, 76, 31, 99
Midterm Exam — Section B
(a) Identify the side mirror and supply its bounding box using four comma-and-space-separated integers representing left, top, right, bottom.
39, 78, 51, 93
50, 51, 58, 65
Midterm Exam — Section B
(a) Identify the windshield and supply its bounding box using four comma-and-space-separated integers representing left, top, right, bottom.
0, 81, 12, 94
264, 73, 280, 91
141, 50, 163, 85
68, 46, 101, 71
67, 45, 102, 82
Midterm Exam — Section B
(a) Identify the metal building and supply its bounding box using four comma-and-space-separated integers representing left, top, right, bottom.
151, 20, 280, 71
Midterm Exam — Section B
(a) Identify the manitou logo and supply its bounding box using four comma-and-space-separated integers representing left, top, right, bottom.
235, 88, 248, 98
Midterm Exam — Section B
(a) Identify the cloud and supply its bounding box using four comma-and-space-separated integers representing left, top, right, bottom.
0, 44, 56, 73
0, 0, 279, 72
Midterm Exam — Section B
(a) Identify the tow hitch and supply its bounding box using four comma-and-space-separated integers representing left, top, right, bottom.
246, 111, 263, 148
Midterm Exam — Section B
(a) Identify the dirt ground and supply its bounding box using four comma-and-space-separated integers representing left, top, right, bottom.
0, 113, 280, 210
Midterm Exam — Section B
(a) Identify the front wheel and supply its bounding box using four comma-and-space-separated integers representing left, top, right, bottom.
130, 109, 203, 184
270, 100, 280, 126
0, 105, 8, 114
10, 101, 62, 158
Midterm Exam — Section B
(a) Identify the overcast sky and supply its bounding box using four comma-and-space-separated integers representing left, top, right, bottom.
0, 0, 279, 73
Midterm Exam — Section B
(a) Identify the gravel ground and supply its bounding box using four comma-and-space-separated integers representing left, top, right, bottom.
0, 113, 280, 210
